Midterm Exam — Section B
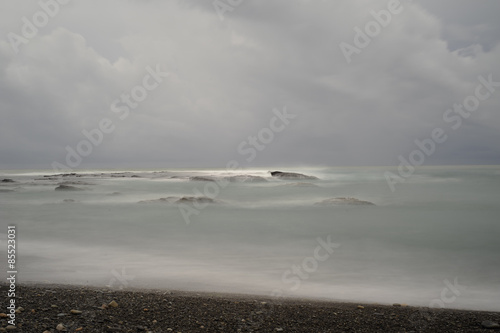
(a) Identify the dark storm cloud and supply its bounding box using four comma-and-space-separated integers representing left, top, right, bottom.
0, 0, 499, 169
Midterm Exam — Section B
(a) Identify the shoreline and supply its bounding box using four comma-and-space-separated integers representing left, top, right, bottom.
1, 284, 499, 332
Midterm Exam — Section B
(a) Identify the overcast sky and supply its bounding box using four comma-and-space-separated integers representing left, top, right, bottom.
1, 0, 499, 170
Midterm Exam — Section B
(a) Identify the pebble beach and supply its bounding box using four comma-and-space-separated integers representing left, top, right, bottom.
2, 284, 499, 332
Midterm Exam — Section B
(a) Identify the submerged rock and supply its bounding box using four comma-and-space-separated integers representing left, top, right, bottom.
61, 173, 77, 177
1, 178, 15, 183
315, 197, 375, 206
55, 185, 84, 191
139, 198, 172, 204
270, 171, 318, 180
175, 196, 219, 204
139, 196, 220, 204
227, 175, 267, 183
190, 176, 216, 182
49, 173, 76, 177
58, 180, 94, 186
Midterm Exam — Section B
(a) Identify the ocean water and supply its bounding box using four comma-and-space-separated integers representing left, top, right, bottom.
0, 166, 499, 311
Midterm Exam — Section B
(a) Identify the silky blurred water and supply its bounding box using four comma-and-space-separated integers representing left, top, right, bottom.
1, 166, 499, 311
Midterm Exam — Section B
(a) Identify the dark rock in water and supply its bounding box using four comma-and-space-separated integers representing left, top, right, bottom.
227, 175, 267, 183
1, 179, 15, 183
270, 171, 318, 180
139, 196, 219, 204
55, 185, 84, 191
482, 320, 500, 329
138, 197, 173, 204
131, 175, 141, 178
59, 180, 94, 186
50, 173, 76, 177
175, 196, 218, 204
315, 197, 375, 206
190, 176, 216, 182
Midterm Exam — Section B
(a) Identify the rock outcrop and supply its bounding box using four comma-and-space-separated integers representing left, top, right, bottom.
138, 198, 172, 204
315, 197, 375, 206
58, 181, 94, 186
270, 171, 318, 180
139, 196, 220, 204
55, 185, 84, 191
189, 176, 216, 182
175, 196, 219, 204
227, 175, 267, 183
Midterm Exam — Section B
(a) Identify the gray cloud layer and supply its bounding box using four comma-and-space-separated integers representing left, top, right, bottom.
1, 0, 499, 169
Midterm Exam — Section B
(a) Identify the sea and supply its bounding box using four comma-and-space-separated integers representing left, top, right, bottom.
1, 166, 499, 311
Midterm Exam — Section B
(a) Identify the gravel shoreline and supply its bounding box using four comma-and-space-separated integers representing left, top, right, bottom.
1, 284, 499, 332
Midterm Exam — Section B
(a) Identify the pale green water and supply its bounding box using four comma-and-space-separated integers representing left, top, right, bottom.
0, 166, 499, 311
